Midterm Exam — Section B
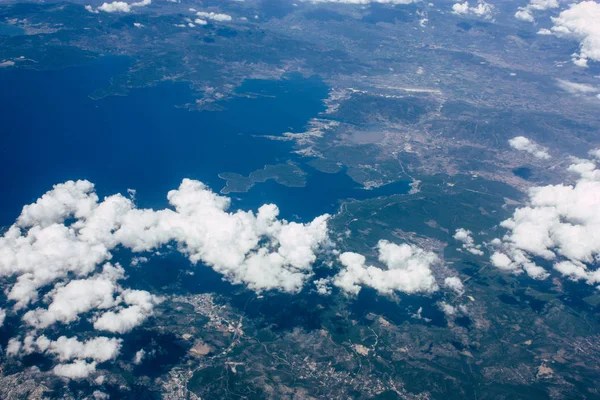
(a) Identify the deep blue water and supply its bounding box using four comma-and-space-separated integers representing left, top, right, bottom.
241, 168, 411, 220
0, 56, 409, 225
0, 57, 322, 223
0, 22, 24, 36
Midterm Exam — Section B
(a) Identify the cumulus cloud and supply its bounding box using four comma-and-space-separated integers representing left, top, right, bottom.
452, 1, 494, 19
10, 335, 121, 362
196, 11, 232, 22
546, 1, 600, 67
99, 179, 330, 293
98, 1, 132, 12
93, 289, 161, 334
314, 278, 333, 295
6, 337, 21, 356
22, 263, 124, 329
490, 158, 600, 286
89, 0, 151, 13
53, 360, 97, 379
508, 136, 551, 160
133, 349, 146, 365
515, 0, 558, 23
334, 240, 439, 295
8, 334, 121, 378
18, 260, 160, 335
0, 308, 6, 327
444, 276, 464, 294
45, 336, 122, 362
454, 228, 484, 256
1, 179, 330, 310
515, 9, 534, 22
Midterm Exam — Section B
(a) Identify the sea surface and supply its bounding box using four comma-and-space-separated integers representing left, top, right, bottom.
0, 56, 410, 224
0, 22, 24, 36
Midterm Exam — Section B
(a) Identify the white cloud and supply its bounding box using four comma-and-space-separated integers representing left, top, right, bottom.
439, 301, 457, 317
490, 251, 514, 270
453, 228, 484, 255
16, 179, 98, 229
94, 0, 151, 13
94, 289, 161, 334
0, 308, 5, 327
133, 349, 145, 365
131, 256, 148, 266
508, 136, 551, 160
53, 360, 97, 379
589, 148, 600, 160
515, 9, 535, 22
6, 337, 21, 356
0, 227, 111, 309
556, 79, 599, 94
1, 179, 330, 311
8, 334, 115, 378
196, 11, 233, 22
452, 1, 494, 20
515, 0, 558, 23
490, 158, 600, 286
46, 336, 122, 362
22, 263, 123, 329
98, 1, 132, 12
18, 259, 160, 334
132, 0, 151, 7
547, 1, 600, 67
444, 276, 464, 294
8, 334, 121, 378
314, 278, 333, 295
138, 179, 331, 293
334, 240, 439, 295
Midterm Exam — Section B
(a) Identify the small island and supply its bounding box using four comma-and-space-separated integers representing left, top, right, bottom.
219, 162, 307, 194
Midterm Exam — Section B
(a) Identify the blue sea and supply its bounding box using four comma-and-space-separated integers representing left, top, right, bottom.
0, 56, 410, 224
